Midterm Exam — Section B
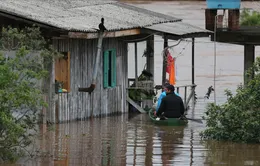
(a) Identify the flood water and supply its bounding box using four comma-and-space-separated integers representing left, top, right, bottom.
4, 1, 260, 166
12, 112, 260, 166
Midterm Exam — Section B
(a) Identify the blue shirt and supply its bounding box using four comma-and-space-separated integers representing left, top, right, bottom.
156, 91, 180, 112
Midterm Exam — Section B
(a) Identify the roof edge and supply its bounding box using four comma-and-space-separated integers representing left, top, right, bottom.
114, 2, 181, 22
0, 10, 63, 31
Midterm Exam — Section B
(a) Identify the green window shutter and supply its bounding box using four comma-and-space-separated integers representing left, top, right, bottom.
103, 51, 109, 88
111, 49, 116, 87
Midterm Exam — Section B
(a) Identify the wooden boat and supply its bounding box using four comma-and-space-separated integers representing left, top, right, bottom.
148, 109, 188, 126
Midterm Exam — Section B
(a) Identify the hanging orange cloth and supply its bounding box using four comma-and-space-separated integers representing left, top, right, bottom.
169, 58, 176, 85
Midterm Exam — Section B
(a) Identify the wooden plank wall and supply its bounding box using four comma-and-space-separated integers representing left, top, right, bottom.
48, 37, 128, 123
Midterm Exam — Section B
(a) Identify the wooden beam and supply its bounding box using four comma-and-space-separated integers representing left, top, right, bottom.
126, 96, 146, 113
115, 29, 141, 37
52, 37, 68, 39
127, 87, 154, 90
122, 34, 153, 43
213, 30, 260, 45
155, 84, 196, 88
68, 29, 141, 39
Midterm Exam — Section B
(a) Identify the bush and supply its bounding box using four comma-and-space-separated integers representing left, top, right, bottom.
240, 9, 260, 26
0, 26, 59, 163
200, 57, 260, 143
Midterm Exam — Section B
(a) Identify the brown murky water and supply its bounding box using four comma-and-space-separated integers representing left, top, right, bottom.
3, 1, 260, 166
10, 111, 260, 166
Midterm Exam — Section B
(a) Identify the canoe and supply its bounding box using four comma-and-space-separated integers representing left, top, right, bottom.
148, 109, 188, 126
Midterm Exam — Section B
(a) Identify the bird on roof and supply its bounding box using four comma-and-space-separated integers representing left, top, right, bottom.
99, 18, 107, 32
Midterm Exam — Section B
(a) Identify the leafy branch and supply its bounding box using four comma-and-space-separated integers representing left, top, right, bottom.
201, 57, 260, 143
240, 9, 260, 26
0, 26, 59, 163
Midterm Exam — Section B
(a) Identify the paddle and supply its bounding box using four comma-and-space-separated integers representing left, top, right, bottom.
184, 117, 203, 124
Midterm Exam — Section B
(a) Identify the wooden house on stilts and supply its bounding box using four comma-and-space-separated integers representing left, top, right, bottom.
0, 0, 211, 123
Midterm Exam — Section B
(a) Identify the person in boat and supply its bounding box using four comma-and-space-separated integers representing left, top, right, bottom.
156, 84, 185, 119
154, 83, 180, 115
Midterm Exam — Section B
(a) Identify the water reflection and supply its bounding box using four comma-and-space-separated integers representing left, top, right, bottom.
156, 126, 185, 166
204, 141, 260, 166
1, 113, 259, 166
126, 114, 186, 165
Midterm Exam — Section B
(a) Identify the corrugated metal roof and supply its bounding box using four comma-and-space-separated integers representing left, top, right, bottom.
145, 22, 212, 37
0, 0, 181, 32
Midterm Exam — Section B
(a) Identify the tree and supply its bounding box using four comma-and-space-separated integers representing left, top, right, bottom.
0, 26, 59, 163
240, 9, 260, 26
200, 57, 260, 143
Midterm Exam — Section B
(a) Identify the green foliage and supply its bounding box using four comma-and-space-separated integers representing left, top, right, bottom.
240, 9, 260, 26
128, 72, 155, 102
201, 57, 260, 143
0, 26, 59, 163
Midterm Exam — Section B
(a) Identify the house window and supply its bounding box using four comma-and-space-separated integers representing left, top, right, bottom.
103, 49, 116, 88
55, 52, 70, 92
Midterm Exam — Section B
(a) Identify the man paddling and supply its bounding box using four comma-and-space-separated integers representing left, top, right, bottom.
156, 84, 184, 119
154, 83, 180, 115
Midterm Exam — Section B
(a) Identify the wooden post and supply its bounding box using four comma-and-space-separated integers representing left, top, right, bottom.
184, 86, 187, 107
146, 35, 154, 79
205, 9, 217, 31
135, 42, 138, 87
244, 44, 255, 85
192, 38, 195, 85
162, 34, 168, 86
90, 93, 94, 118
50, 61, 56, 123
191, 38, 195, 109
